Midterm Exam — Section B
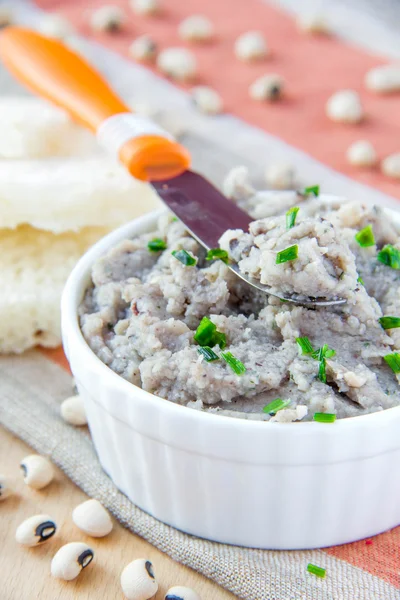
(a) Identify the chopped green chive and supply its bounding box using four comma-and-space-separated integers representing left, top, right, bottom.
263, 398, 291, 414
384, 352, 400, 373
276, 244, 298, 264
303, 185, 320, 197
194, 317, 216, 346
318, 360, 327, 383
313, 413, 336, 423
296, 336, 314, 355
312, 348, 323, 361
379, 316, 400, 330
286, 206, 300, 229
310, 344, 335, 383
172, 249, 197, 266
355, 225, 375, 248
377, 245, 400, 270
221, 351, 246, 375
312, 344, 336, 360
171, 216, 179, 222
205, 248, 229, 264
307, 563, 326, 578
148, 238, 167, 252
197, 346, 219, 362
295, 338, 335, 384
213, 331, 227, 350
194, 317, 226, 349
357, 276, 365, 286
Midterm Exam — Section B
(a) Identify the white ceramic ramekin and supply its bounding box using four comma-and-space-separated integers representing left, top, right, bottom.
61, 209, 400, 550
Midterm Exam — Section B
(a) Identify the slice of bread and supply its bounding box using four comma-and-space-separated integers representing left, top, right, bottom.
0, 156, 161, 233
0, 96, 97, 159
0, 225, 108, 353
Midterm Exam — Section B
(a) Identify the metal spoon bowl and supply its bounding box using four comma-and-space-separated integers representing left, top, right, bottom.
229, 264, 347, 307
154, 173, 346, 307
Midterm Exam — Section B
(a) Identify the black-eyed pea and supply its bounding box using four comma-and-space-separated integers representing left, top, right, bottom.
165, 586, 201, 600
0, 5, 12, 28
326, 90, 364, 124
178, 15, 214, 43
71, 377, 78, 395
296, 13, 330, 35
20, 454, 54, 490
129, 35, 157, 62
249, 74, 284, 102
89, 5, 126, 33
130, 0, 160, 16
156, 48, 197, 82
60, 394, 87, 426
51, 542, 94, 581
0, 473, 13, 500
15, 514, 57, 546
72, 498, 113, 537
234, 31, 269, 62
190, 86, 223, 115
120, 558, 158, 600
381, 153, 400, 179
365, 65, 400, 94
346, 140, 377, 167
37, 14, 73, 39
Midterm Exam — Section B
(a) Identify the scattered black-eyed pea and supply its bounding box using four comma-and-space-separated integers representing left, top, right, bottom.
72, 499, 113, 537
265, 163, 295, 189
346, 140, 377, 167
37, 14, 74, 39
121, 558, 158, 600
325, 90, 364, 124
89, 5, 126, 33
178, 15, 214, 43
129, 35, 157, 62
71, 377, 78, 395
51, 542, 94, 581
234, 31, 269, 62
190, 86, 223, 115
20, 454, 54, 490
165, 586, 201, 600
157, 48, 197, 82
0, 5, 12, 28
127, 99, 156, 118
364, 64, 400, 94
381, 153, 400, 179
60, 394, 87, 426
130, 0, 160, 16
296, 12, 330, 35
15, 514, 57, 547
249, 74, 284, 102
0, 474, 13, 500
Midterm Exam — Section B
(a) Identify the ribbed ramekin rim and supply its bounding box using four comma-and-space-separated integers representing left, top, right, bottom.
61, 208, 400, 433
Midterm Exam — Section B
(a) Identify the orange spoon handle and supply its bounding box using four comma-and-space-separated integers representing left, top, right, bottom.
0, 27, 190, 181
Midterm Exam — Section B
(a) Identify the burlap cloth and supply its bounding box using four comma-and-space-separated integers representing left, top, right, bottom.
1, 352, 398, 600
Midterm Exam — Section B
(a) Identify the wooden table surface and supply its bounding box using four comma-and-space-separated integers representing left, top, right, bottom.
1, 427, 235, 600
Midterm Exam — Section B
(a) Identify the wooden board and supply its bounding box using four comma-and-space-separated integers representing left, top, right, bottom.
1, 427, 235, 600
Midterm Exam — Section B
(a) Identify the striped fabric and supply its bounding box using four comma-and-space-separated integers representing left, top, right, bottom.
2, 0, 400, 596
35, 0, 400, 201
